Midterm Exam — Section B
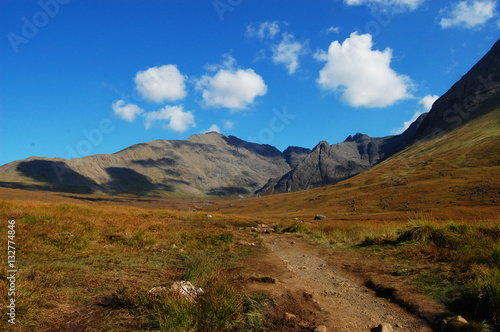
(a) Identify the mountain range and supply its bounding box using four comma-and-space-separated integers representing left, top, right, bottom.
1, 39, 499, 197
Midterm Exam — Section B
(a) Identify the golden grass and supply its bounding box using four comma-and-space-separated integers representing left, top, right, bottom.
0, 200, 267, 331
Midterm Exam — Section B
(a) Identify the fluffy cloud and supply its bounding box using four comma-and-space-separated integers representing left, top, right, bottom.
315, 32, 411, 108
112, 100, 144, 122
134, 65, 187, 103
272, 33, 308, 75
144, 105, 195, 132
344, 0, 424, 11
391, 94, 439, 134
247, 21, 280, 39
196, 61, 267, 110
439, 0, 496, 29
202, 124, 221, 134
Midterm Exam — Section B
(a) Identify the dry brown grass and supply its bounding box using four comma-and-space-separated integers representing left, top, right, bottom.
0, 200, 267, 331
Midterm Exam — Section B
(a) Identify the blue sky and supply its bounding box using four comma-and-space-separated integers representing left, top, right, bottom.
1, 0, 499, 165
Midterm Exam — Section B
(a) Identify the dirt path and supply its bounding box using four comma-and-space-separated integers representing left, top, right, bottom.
242, 231, 442, 331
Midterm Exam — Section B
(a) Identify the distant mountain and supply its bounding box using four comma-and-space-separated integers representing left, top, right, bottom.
1, 39, 498, 197
257, 114, 426, 195
0, 133, 308, 196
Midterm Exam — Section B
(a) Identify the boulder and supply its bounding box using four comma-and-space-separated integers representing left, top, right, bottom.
314, 215, 326, 220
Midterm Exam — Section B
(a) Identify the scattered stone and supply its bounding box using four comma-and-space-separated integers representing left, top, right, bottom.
59, 232, 73, 237
314, 215, 326, 220
148, 286, 168, 296
170, 281, 204, 301
284, 312, 297, 321
374, 323, 394, 332
314, 325, 328, 332
303, 291, 313, 299
206, 214, 212, 218
438, 316, 469, 331
251, 225, 274, 233
237, 240, 256, 246
290, 241, 296, 244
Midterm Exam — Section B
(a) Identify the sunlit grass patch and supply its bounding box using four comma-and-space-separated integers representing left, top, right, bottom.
0, 200, 264, 331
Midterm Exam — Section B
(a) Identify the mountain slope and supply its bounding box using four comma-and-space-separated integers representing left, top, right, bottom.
0, 132, 307, 196
412, 38, 500, 141
206, 107, 500, 221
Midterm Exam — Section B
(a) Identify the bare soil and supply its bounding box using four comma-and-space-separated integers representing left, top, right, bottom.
239, 231, 449, 331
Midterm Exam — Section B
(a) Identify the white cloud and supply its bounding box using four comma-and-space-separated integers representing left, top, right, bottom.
391, 94, 439, 134
344, 0, 424, 11
196, 60, 267, 110
134, 65, 187, 103
247, 21, 280, 39
440, 0, 496, 29
144, 105, 195, 132
205, 54, 237, 72
223, 120, 234, 130
315, 32, 411, 108
202, 124, 221, 134
419, 94, 439, 111
112, 100, 144, 122
272, 33, 308, 75
326, 26, 340, 34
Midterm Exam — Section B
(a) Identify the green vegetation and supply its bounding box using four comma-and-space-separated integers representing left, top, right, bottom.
297, 219, 500, 329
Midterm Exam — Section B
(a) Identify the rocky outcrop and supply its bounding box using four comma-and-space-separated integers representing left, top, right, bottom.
257, 115, 426, 195
283, 146, 312, 168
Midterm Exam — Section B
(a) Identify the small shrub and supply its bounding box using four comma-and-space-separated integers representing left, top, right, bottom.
220, 233, 233, 243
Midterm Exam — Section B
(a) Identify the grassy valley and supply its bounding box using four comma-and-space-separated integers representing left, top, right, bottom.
0, 108, 498, 330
